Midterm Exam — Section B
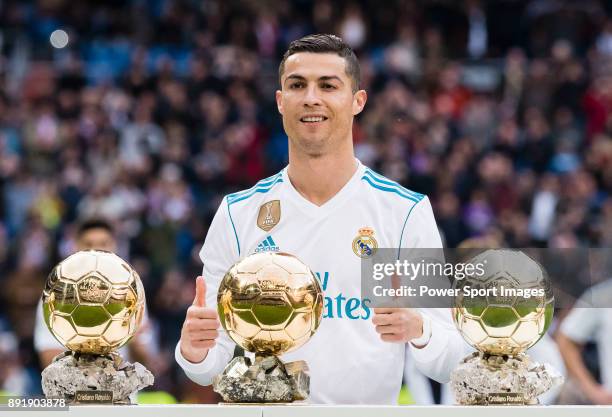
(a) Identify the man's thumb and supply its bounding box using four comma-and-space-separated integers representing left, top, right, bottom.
193, 276, 207, 307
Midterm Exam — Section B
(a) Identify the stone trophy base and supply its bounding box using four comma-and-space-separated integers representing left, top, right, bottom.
450, 351, 563, 405
213, 355, 309, 403
41, 351, 154, 405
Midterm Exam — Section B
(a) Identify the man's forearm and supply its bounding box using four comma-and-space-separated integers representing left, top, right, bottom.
556, 332, 600, 394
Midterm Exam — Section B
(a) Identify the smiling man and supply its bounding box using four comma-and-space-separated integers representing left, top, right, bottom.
175, 34, 464, 404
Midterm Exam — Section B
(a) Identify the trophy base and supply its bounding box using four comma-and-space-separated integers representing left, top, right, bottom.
41, 351, 154, 405
450, 351, 563, 405
213, 355, 309, 403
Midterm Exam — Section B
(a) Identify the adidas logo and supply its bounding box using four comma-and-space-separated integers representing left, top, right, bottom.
255, 236, 280, 253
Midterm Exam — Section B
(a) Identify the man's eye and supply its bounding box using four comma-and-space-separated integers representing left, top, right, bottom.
321, 84, 336, 89
290, 83, 304, 89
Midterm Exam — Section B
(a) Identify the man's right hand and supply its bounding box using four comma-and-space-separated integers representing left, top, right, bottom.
179, 276, 220, 364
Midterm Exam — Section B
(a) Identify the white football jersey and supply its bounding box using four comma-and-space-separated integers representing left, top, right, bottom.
175, 159, 465, 404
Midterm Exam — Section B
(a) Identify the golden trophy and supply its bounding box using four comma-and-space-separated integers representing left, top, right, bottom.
41, 250, 153, 404
213, 252, 323, 402
451, 249, 563, 405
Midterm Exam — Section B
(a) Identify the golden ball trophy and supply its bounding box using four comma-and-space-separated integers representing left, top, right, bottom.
450, 249, 563, 405
213, 252, 323, 402
41, 250, 153, 404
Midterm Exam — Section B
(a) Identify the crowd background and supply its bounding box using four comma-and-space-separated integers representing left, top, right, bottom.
0, 0, 611, 403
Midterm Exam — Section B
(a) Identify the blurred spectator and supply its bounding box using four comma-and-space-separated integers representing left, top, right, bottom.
557, 280, 612, 404
33, 219, 165, 376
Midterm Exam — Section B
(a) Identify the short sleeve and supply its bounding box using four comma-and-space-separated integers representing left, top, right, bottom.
560, 293, 601, 344
399, 196, 443, 250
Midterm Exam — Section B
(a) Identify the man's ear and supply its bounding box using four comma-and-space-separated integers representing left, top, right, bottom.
352, 89, 367, 116
275, 90, 283, 115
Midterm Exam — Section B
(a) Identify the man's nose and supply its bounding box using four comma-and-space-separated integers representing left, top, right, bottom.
303, 85, 322, 106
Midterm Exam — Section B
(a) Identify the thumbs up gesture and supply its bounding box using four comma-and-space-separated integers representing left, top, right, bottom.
179, 276, 220, 364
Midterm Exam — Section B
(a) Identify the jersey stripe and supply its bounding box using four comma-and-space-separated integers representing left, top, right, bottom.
361, 175, 422, 203
227, 172, 283, 202
397, 199, 422, 259
228, 177, 284, 205
362, 169, 424, 200
226, 197, 241, 255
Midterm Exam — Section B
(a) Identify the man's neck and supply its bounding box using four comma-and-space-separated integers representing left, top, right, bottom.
287, 148, 358, 207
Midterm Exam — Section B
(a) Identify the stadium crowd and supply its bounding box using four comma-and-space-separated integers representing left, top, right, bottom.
0, 0, 611, 403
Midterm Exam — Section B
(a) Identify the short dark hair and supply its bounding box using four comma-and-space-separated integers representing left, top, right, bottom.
279, 34, 361, 93
76, 219, 114, 238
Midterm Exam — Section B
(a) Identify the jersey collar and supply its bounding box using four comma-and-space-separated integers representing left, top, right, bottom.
281, 158, 366, 218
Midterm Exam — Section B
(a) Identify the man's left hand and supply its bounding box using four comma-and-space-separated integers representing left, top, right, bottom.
372, 308, 425, 345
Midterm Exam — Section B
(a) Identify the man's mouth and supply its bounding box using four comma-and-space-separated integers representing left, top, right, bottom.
300, 116, 328, 123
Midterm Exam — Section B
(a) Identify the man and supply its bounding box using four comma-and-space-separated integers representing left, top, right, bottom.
556, 280, 612, 405
176, 34, 465, 404
34, 219, 157, 370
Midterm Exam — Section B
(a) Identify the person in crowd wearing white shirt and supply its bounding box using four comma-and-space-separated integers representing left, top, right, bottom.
405, 237, 566, 406
557, 279, 612, 405
34, 219, 158, 370
175, 34, 465, 404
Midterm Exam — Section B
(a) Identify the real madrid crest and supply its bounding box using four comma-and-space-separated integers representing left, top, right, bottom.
352, 227, 378, 258
257, 200, 281, 231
